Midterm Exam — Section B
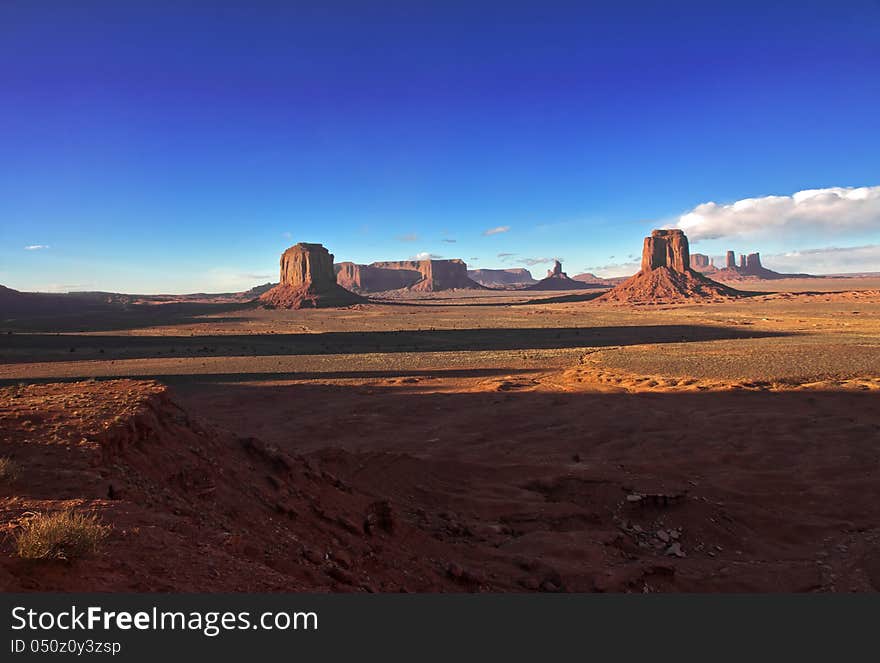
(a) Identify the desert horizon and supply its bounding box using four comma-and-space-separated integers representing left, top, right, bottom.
3, 224, 880, 594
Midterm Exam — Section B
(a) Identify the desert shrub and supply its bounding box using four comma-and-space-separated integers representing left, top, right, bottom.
15, 510, 110, 560
0, 457, 19, 484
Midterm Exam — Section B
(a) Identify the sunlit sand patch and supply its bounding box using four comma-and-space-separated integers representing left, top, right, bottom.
556, 361, 880, 394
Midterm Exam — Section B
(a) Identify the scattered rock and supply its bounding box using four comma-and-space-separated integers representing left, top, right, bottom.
446, 562, 465, 579
520, 577, 540, 591
364, 500, 396, 536
301, 547, 324, 565
326, 565, 357, 586
540, 579, 562, 592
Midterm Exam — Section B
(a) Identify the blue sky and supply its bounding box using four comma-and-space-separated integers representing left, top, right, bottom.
2, 1, 879, 292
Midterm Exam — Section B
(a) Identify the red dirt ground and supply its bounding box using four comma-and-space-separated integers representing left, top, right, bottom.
0, 380, 472, 591
2, 283, 879, 592
3, 372, 880, 592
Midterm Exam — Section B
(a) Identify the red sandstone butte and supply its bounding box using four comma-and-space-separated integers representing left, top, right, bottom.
260, 243, 363, 309
336, 259, 483, 293
600, 229, 741, 303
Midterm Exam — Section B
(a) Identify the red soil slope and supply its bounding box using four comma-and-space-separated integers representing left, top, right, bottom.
0, 380, 465, 591
599, 267, 743, 303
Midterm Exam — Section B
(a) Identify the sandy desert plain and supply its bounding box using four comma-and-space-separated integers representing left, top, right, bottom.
2, 268, 880, 592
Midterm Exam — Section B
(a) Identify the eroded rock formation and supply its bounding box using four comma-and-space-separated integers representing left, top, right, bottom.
708, 249, 814, 280
547, 260, 565, 278
336, 259, 483, 293
599, 229, 741, 303
526, 259, 591, 290
335, 262, 422, 292
641, 229, 690, 272
467, 268, 536, 288
690, 253, 713, 270
745, 253, 762, 271
260, 243, 363, 309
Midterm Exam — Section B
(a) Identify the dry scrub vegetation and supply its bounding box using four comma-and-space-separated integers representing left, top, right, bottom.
14, 510, 110, 561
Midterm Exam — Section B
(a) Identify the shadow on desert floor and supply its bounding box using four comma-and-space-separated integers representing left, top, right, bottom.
0, 324, 793, 364
0, 367, 543, 387
0, 301, 259, 333
167, 378, 880, 592
2, 370, 878, 592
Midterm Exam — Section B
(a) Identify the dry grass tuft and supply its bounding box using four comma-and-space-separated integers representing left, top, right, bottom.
15, 510, 110, 560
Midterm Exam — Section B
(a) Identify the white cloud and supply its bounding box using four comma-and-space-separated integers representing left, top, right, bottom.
762, 244, 880, 275
483, 225, 510, 236
204, 268, 275, 292
674, 185, 880, 241
586, 261, 640, 278
24, 244, 50, 250
36, 283, 92, 293
412, 252, 443, 260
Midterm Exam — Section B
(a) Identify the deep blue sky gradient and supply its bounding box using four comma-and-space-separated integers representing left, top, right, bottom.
2, 1, 879, 291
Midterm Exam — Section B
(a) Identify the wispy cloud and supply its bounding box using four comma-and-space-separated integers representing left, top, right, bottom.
497, 252, 516, 258
396, 233, 419, 242
38, 283, 92, 293
442, 238, 457, 243
24, 244, 50, 251
483, 225, 510, 236
412, 251, 443, 260
586, 242, 880, 277
762, 244, 880, 275
674, 185, 880, 241
582, 261, 640, 278
520, 257, 553, 266
206, 268, 276, 291
282, 231, 292, 239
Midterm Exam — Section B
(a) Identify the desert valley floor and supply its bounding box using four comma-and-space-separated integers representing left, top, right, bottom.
2, 278, 880, 592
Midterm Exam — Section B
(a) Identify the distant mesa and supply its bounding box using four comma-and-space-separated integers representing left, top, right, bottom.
467, 267, 537, 288
260, 243, 364, 309
336, 258, 484, 293
691, 250, 814, 280
525, 260, 592, 290
599, 229, 742, 303
468, 265, 615, 290
571, 271, 619, 286
0, 283, 116, 316
241, 282, 275, 299
690, 253, 714, 270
